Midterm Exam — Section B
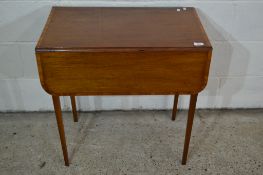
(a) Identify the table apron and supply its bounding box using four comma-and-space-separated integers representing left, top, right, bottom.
36, 51, 211, 95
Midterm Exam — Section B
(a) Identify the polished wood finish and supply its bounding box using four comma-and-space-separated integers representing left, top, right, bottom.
36, 51, 211, 95
35, 7, 212, 166
36, 7, 211, 52
172, 94, 179, 121
52, 96, 69, 166
182, 94, 198, 165
70, 96, 78, 122
36, 7, 212, 96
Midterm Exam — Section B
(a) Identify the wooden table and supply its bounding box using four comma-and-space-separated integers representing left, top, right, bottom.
35, 7, 212, 166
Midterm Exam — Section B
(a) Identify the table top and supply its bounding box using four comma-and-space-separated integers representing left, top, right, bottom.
36, 7, 211, 52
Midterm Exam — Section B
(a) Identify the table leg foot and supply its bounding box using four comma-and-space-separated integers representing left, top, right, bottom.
171, 94, 179, 121
52, 96, 70, 166
70, 96, 78, 122
181, 94, 198, 165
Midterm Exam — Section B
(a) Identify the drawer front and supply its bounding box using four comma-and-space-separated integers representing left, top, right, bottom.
36, 51, 211, 95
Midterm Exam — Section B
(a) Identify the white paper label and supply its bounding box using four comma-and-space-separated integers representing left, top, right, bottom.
193, 42, 205, 47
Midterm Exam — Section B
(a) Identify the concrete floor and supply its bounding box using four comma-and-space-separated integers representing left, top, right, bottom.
0, 110, 262, 175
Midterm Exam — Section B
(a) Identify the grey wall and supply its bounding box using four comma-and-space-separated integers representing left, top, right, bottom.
0, 1, 263, 111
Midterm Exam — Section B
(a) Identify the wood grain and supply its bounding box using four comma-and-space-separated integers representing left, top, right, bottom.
35, 7, 213, 166
36, 50, 211, 95
52, 96, 69, 166
36, 7, 211, 52
182, 94, 198, 165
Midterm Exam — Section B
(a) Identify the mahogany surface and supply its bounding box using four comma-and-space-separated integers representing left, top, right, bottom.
36, 7, 212, 95
35, 7, 212, 166
36, 7, 211, 52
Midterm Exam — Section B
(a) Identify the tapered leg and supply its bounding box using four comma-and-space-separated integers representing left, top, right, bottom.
182, 94, 198, 165
171, 94, 179, 121
52, 96, 69, 166
70, 96, 78, 122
